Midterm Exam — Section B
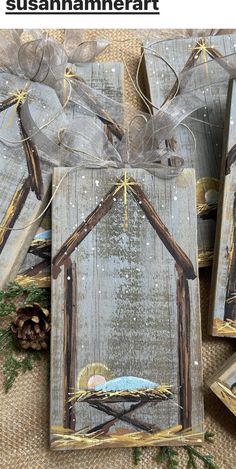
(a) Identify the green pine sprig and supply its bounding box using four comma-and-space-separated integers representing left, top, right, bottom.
132, 431, 218, 468
185, 432, 219, 469
0, 326, 42, 392
0, 282, 50, 318
0, 282, 49, 392
156, 447, 179, 468
133, 447, 142, 465
185, 446, 219, 469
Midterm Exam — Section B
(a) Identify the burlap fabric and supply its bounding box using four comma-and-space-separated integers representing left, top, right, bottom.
0, 29, 236, 469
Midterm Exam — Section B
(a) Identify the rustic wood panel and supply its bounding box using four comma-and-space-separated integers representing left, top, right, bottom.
65, 62, 124, 146
208, 352, 236, 416
0, 72, 65, 288
16, 62, 124, 288
16, 209, 51, 288
209, 79, 236, 337
142, 34, 236, 268
50, 167, 203, 450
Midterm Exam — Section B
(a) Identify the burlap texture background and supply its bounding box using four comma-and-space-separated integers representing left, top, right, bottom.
0, 29, 236, 469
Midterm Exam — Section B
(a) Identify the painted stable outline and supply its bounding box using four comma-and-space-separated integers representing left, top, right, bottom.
51, 172, 197, 445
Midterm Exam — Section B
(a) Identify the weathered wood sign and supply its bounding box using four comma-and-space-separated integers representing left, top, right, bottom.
16, 62, 124, 288
16, 209, 51, 288
209, 79, 236, 337
208, 353, 236, 416
142, 34, 236, 268
65, 62, 124, 145
50, 167, 203, 450
0, 73, 65, 288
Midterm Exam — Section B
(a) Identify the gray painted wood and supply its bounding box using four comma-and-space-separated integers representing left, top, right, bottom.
50, 167, 203, 449
208, 352, 236, 415
142, 34, 236, 267
209, 79, 236, 337
0, 73, 65, 288
17, 62, 124, 288
65, 62, 124, 147
16, 209, 51, 288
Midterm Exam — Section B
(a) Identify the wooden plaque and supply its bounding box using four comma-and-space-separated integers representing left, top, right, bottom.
16, 62, 124, 288
16, 209, 51, 288
50, 167, 203, 450
208, 353, 236, 416
142, 34, 236, 268
209, 79, 236, 337
0, 73, 65, 288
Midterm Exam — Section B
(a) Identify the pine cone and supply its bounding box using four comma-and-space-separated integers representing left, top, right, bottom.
11, 303, 50, 351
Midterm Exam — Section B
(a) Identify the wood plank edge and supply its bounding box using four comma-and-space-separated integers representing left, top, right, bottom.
208, 79, 235, 336
1, 177, 51, 289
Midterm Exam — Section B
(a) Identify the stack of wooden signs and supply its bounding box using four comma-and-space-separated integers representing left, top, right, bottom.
0, 31, 235, 451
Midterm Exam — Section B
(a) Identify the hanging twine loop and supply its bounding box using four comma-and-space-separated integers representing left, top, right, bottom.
64, 66, 78, 79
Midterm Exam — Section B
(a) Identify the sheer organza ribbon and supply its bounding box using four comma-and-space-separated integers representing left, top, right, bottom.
0, 31, 236, 178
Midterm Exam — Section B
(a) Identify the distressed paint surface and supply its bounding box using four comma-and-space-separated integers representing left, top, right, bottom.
50, 167, 203, 449
209, 353, 236, 416
0, 73, 66, 288
17, 62, 124, 288
142, 34, 236, 267
65, 62, 124, 146
210, 79, 236, 337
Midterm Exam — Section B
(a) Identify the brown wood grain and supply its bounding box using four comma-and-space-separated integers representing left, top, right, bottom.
209, 78, 236, 334
52, 182, 124, 279
224, 192, 236, 321
88, 401, 156, 434
163, 39, 204, 105
225, 144, 236, 175
176, 264, 192, 429
70, 77, 124, 141
20, 258, 50, 278
50, 167, 203, 449
17, 104, 44, 201
143, 34, 236, 269
0, 96, 18, 113
64, 259, 77, 431
129, 178, 196, 280
0, 177, 31, 255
